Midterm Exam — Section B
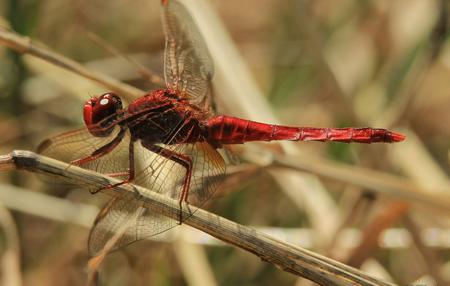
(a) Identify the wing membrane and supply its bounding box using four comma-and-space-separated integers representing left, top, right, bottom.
161, 0, 214, 107
134, 141, 225, 204
87, 190, 173, 256
38, 126, 131, 191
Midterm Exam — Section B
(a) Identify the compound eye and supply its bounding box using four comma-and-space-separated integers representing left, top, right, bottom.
99, 93, 123, 110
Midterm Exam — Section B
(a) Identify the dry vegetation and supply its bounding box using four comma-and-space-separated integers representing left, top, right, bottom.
0, 0, 449, 285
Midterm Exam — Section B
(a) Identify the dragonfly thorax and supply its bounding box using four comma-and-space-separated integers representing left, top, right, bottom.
127, 94, 206, 145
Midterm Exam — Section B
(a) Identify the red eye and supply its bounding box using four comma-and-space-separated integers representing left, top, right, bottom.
83, 93, 123, 136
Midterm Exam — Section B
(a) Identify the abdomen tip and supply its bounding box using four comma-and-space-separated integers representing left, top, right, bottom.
389, 131, 406, 143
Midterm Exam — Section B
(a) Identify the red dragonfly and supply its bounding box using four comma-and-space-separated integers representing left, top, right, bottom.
38, 0, 405, 256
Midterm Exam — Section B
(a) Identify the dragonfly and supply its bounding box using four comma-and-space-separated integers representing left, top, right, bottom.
38, 0, 405, 257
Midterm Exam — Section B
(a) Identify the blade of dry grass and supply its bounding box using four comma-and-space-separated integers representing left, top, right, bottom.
173, 227, 218, 286
0, 150, 395, 286
271, 153, 450, 214
402, 214, 445, 285
86, 31, 165, 87
0, 203, 22, 286
389, 130, 450, 190
0, 183, 97, 227
3, 181, 450, 250
346, 202, 409, 267
0, 27, 143, 101
2, 181, 450, 250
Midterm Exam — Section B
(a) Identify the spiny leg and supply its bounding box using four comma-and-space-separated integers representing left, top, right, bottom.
141, 142, 192, 224
97, 138, 136, 193
71, 128, 126, 167
67, 128, 128, 194
70, 128, 134, 194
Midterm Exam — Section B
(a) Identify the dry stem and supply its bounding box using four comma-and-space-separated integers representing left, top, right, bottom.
0, 150, 394, 286
0, 27, 143, 101
271, 154, 450, 214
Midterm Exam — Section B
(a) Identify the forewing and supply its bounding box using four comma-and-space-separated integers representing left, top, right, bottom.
161, 0, 214, 107
37, 126, 131, 189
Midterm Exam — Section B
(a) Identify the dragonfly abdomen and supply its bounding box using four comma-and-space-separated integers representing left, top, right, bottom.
206, 115, 405, 144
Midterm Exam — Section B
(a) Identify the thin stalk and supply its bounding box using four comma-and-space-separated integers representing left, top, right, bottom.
0, 150, 395, 286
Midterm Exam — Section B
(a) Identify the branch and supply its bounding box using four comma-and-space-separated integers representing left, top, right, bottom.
0, 150, 394, 286
0, 27, 144, 101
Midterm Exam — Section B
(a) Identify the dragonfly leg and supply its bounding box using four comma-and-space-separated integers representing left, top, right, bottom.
70, 128, 126, 167
106, 171, 130, 178
141, 142, 192, 224
96, 138, 136, 193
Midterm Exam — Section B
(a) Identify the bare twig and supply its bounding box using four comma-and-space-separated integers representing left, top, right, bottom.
0, 27, 143, 101
0, 150, 394, 286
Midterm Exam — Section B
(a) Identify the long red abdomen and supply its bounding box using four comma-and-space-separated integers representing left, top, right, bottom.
206, 116, 405, 144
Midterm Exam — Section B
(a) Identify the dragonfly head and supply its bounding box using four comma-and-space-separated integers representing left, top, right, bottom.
83, 92, 123, 137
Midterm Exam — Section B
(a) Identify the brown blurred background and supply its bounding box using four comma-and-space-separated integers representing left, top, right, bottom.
0, 0, 450, 285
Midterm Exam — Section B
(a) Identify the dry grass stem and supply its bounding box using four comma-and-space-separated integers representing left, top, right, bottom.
0, 204, 22, 286
173, 229, 218, 286
86, 31, 165, 87
402, 214, 445, 285
0, 27, 143, 101
0, 150, 395, 286
272, 153, 450, 214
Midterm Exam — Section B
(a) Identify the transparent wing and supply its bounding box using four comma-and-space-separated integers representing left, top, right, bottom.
88, 141, 225, 256
37, 126, 131, 191
87, 190, 171, 257
161, 0, 214, 107
134, 141, 225, 204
